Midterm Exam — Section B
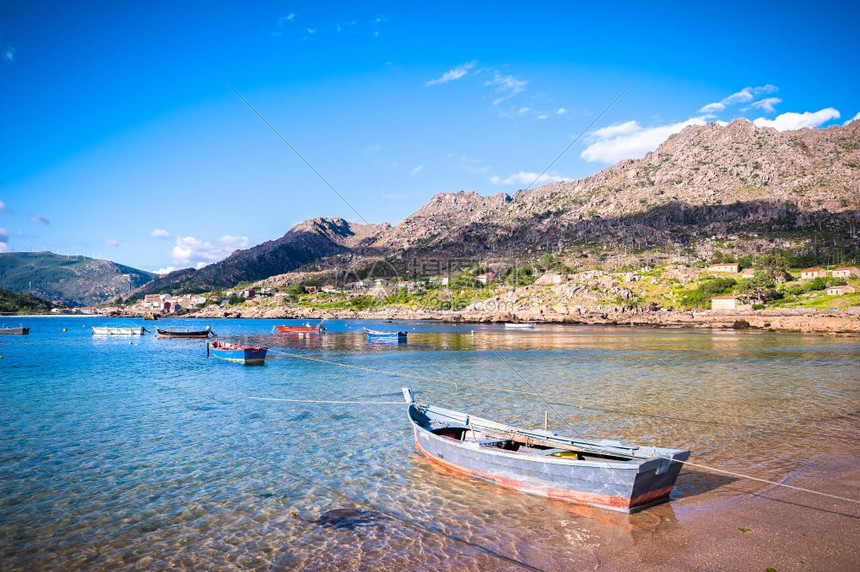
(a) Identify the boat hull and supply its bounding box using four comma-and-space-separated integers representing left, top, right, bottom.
274, 324, 325, 334
156, 328, 213, 339
92, 326, 145, 336
210, 347, 268, 364
406, 401, 688, 513
364, 328, 407, 342
0, 327, 29, 335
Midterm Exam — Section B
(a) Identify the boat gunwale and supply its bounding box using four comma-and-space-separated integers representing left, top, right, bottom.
408, 401, 689, 469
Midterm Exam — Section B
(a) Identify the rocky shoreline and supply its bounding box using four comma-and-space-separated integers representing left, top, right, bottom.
107, 305, 860, 335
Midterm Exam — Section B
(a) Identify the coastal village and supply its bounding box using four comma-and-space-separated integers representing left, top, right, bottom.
82, 261, 859, 335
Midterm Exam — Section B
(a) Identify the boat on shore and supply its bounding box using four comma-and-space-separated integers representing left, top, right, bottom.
273, 322, 325, 334
0, 325, 29, 335
504, 322, 536, 329
156, 326, 215, 339
92, 326, 146, 336
364, 328, 407, 342
402, 388, 690, 513
207, 340, 268, 364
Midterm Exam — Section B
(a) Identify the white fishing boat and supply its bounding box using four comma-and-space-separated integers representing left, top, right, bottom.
91, 326, 146, 336
504, 322, 536, 329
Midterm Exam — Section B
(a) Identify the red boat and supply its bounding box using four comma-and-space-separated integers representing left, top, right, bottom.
273, 322, 325, 334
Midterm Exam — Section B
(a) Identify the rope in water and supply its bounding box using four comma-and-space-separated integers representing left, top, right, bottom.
245, 396, 403, 405
265, 347, 860, 506
265, 348, 858, 442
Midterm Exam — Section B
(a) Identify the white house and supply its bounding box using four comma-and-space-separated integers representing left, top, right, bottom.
827, 285, 856, 295
832, 267, 860, 278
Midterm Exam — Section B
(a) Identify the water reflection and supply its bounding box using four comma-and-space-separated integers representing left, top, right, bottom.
0, 317, 858, 570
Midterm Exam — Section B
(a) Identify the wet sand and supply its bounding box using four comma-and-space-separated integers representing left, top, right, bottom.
595, 455, 860, 571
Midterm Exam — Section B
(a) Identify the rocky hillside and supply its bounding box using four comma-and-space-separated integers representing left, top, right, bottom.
131, 119, 860, 296
0, 252, 153, 307
380, 119, 860, 255
127, 217, 389, 297
0, 288, 54, 314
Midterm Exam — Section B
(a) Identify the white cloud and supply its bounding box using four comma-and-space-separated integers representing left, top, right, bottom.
2, 47, 13, 63
363, 144, 380, 156
170, 235, 249, 268
556, 107, 567, 115
699, 85, 778, 113
277, 14, 295, 27
753, 108, 840, 131
0, 227, 9, 250
490, 171, 568, 186
30, 215, 50, 225
151, 228, 170, 238
485, 73, 526, 105
409, 165, 424, 177
0, 200, 5, 212
154, 266, 175, 275
103, 238, 120, 247
581, 117, 710, 163
844, 112, 860, 125
0, 242, 8, 253
307, 28, 315, 35
749, 97, 782, 113
426, 61, 477, 87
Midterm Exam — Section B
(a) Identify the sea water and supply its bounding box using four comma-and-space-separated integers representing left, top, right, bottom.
1, 318, 858, 570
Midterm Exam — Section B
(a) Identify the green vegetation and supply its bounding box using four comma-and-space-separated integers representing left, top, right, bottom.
0, 289, 54, 314
679, 278, 736, 309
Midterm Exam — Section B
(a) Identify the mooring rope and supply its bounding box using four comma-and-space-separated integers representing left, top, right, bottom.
265, 347, 860, 507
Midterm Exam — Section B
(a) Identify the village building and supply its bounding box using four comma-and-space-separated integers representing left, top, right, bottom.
710, 296, 746, 310
241, 289, 255, 299
800, 268, 828, 279
831, 266, 860, 278
475, 272, 496, 285
708, 263, 740, 273
303, 285, 318, 293
321, 284, 338, 292
741, 268, 756, 278
827, 285, 856, 295
143, 293, 172, 310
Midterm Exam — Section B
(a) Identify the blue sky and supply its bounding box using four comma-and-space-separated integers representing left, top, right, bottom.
1, 1, 858, 272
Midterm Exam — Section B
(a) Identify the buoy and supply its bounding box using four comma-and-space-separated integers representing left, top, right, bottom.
62, 328, 67, 332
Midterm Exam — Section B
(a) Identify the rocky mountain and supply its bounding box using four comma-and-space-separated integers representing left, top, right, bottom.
127, 217, 389, 297
132, 119, 860, 296
381, 119, 860, 256
0, 252, 154, 306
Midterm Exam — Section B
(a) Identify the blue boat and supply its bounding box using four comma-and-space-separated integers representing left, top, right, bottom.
207, 340, 268, 365
364, 328, 407, 342
402, 388, 690, 513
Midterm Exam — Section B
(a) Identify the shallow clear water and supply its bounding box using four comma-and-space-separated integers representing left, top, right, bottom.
1, 318, 858, 570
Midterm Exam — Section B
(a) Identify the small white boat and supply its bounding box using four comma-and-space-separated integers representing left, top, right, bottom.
92, 326, 146, 336
504, 322, 536, 329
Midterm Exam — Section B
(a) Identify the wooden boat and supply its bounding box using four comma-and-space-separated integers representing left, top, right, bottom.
402, 388, 690, 513
207, 340, 268, 364
92, 326, 146, 336
364, 328, 407, 342
156, 326, 215, 339
273, 322, 326, 333
0, 325, 29, 335
504, 322, 536, 329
